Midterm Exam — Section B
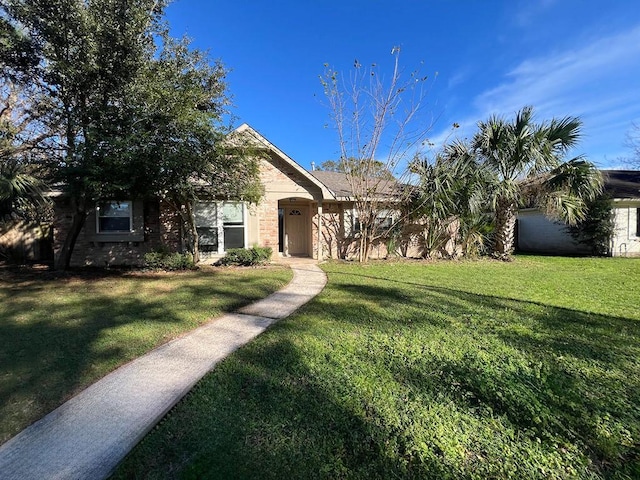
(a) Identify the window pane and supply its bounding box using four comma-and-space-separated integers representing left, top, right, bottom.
224, 227, 244, 249
100, 201, 130, 217
223, 202, 243, 224
197, 227, 218, 252
376, 217, 393, 229
195, 202, 217, 228
99, 217, 131, 232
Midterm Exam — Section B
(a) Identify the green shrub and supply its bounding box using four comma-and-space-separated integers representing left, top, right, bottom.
566, 193, 615, 256
143, 250, 195, 270
217, 247, 272, 266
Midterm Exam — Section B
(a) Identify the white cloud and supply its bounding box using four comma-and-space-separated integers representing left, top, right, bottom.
432, 24, 640, 167
476, 25, 640, 115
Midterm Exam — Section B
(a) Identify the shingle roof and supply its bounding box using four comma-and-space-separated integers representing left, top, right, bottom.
602, 170, 640, 199
309, 170, 399, 198
308, 171, 354, 197
311, 169, 640, 200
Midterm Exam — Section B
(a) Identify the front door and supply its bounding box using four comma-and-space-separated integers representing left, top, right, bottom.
285, 207, 308, 256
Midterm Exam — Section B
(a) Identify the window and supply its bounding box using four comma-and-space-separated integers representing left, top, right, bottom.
376, 214, 393, 230
97, 201, 132, 233
194, 201, 246, 253
223, 202, 245, 249
636, 208, 640, 237
351, 209, 393, 234
195, 202, 218, 252
86, 199, 143, 242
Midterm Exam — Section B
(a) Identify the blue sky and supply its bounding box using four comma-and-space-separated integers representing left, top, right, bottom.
165, 0, 640, 171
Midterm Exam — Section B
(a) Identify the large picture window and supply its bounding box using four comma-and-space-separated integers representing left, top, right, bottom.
194, 201, 246, 253
97, 201, 132, 233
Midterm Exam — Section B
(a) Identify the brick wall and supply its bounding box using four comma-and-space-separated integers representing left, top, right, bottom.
158, 200, 182, 251
314, 203, 426, 260
255, 197, 279, 251
257, 155, 320, 254
53, 198, 182, 267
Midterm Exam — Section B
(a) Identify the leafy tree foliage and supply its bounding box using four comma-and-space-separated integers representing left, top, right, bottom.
0, 80, 50, 222
1, 0, 260, 268
120, 33, 262, 262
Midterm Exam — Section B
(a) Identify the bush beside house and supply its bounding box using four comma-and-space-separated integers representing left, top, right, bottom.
216, 247, 272, 266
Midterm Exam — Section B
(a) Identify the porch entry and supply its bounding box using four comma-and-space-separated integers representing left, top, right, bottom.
279, 204, 309, 256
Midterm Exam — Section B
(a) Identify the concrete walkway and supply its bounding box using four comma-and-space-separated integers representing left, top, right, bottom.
0, 259, 327, 480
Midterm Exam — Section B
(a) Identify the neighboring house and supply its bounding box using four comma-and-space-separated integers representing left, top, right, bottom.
517, 170, 640, 257
52, 124, 403, 267
608, 170, 640, 256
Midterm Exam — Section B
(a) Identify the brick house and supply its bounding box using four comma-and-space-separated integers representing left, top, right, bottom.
52, 124, 390, 266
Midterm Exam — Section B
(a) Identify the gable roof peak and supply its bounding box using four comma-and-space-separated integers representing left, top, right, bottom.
233, 123, 334, 200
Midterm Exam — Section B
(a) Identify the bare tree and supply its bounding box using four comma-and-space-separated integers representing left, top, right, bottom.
320, 48, 436, 262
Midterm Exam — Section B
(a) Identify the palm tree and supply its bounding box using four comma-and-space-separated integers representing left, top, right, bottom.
410, 141, 490, 258
471, 106, 602, 258
0, 80, 50, 222
0, 159, 47, 222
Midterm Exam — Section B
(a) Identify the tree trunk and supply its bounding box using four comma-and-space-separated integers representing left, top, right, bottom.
493, 198, 517, 258
54, 197, 87, 270
187, 202, 200, 264
358, 223, 373, 263
180, 201, 199, 264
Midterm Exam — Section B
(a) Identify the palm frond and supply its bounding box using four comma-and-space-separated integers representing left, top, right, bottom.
0, 159, 49, 220
538, 158, 602, 225
544, 157, 602, 202
544, 116, 583, 153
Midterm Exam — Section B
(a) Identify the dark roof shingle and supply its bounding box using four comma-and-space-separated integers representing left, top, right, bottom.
309, 170, 399, 198
602, 170, 640, 199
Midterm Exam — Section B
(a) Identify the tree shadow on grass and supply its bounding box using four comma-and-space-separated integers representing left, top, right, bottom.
325, 270, 640, 365
0, 268, 285, 445
113, 275, 640, 479
319, 275, 640, 477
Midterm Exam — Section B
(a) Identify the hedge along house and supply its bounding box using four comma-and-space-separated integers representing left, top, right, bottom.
517, 170, 640, 257
52, 124, 344, 267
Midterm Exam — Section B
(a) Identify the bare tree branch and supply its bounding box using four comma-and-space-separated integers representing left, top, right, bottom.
321, 49, 438, 261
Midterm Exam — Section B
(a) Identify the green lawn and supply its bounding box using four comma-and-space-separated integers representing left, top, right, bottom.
113, 256, 640, 479
0, 265, 292, 445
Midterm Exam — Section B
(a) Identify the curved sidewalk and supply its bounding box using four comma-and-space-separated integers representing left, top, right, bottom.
0, 260, 327, 480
